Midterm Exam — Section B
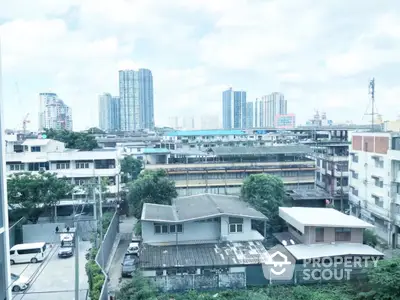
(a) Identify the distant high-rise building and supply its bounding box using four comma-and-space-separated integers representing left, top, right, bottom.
39, 93, 72, 131
119, 69, 154, 131
254, 98, 267, 127
200, 115, 220, 130
246, 102, 254, 128
222, 88, 246, 129
98, 93, 120, 132
265, 92, 286, 127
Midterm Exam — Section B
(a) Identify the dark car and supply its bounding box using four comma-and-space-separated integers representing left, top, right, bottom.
121, 255, 137, 277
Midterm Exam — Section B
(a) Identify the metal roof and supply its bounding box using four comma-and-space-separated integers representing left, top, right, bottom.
141, 193, 267, 222
142, 148, 170, 154
165, 130, 247, 137
22, 139, 51, 146
210, 145, 313, 156
139, 241, 270, 268
285, 243, 384, 260
279, 207, 374, 232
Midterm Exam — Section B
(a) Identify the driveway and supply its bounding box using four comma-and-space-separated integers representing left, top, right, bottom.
12, 241, 91, 300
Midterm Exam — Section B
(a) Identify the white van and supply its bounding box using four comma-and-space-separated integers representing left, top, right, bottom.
10, 242, 48, 264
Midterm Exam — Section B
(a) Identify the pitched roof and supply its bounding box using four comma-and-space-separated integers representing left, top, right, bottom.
141, 193, 267, 222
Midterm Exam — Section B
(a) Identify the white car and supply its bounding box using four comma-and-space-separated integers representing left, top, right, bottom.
11, 273, 30, 292
126, 242, 140, 255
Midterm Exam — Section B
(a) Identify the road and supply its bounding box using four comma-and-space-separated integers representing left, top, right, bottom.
11, 241, 91, 300
108, 216, 137, 293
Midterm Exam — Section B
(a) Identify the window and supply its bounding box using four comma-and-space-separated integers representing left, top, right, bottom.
351, 154, 359, 163
335, 228, 351, 241
372, 195, 384, 207
315, 227, 324, 242
155, 269, 163, 276
351, 187, 359, 196
374, 159, 384, 168
17, 248, 41, 255
76, 162, 89, 169
154, 223, 183, 234
9, 164, 24, 171
56, 163, 70, 169
229, 217, 243, 233
10, 250, 15, 255
31, 146, 41, 152
351, 170, 359, 179
373, 177, 383, 188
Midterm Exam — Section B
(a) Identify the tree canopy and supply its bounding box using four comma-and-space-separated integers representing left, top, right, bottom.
121, 156, 144, 183
241, 174, 287, 233
7, 172, 74, 222
127, 169, 178, 219
85, 127, 106, 135
44, 128, 98, 151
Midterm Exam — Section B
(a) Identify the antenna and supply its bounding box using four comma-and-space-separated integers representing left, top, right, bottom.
363, 78, 378, 131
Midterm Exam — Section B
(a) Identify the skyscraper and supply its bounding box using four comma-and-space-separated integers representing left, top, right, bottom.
246, 102, 254, 128
98, 93, 120, 132
38, 93, 73, 131
266, 92, 286, 127
119, 69, 154, 131
222, 88, 247, 129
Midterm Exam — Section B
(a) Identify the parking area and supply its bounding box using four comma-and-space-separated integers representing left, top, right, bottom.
11, 241, 91, 300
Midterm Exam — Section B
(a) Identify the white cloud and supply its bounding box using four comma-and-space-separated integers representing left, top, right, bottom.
1, 0, 400, 129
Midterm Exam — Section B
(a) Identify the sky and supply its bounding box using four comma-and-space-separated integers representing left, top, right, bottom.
1, 0, 400, 131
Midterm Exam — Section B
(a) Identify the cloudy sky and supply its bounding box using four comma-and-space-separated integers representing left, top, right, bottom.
1, 0, 400, 131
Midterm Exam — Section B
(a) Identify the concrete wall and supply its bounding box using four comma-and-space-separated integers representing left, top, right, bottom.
23, 222, 66, 244
149, 272, 246, 292
220, 216, 253, 242
142, 220, 220, 244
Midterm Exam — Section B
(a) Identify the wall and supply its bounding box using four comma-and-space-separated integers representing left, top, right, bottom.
23, 222, 66, 244
220, 216, 254, 242
302, 226, 364, 244
142, 220, 220, 244
149, 272, 246, 292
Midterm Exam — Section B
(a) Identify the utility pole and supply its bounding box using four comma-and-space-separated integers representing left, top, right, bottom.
370, 78, 375, 131
92, 180, 97, 247
74, 222, 80, 300
339, 163, 344, 212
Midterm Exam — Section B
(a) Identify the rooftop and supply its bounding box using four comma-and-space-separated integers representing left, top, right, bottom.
165, 130, 247, 137
209, 145, 313, 156
285, 242, 384, 260
141, 193, 267, 222
279, 207, 374, 233
142, 148, 170, 154
22, 139, 51, 146
287, 189, 332, 201
139, 241, 270, 269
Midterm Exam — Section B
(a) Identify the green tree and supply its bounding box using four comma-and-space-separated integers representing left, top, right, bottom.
363, 229, 378, 248
241, 174, 287, 233
128, 169, 178, 219
7, 172, 74, 223
44, 128, 98, 150
117, 272, 158, 300
358, 257, 400, 300
86, 127, 106, 135
121, 156, 144, 183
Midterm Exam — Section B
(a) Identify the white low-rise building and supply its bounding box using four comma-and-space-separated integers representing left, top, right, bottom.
5, 138, 120, 196
348, 131, 400, 246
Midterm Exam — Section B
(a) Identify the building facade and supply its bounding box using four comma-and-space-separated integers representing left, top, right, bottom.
38, 93, 73, 131
265, 92, 286, 127
119, 69, 154, 132
98, 93, 120, 132
222, 88, 247, 129
246, 102, 254, 129
349, 132, 400, 246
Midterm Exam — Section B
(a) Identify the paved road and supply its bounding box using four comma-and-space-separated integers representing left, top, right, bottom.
108, 217, 137, 293
12, 241, 91, 300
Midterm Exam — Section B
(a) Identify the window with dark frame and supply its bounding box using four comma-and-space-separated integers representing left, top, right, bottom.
335, 227, 351, 241
154, 223, 183, 234
315, 227, 324, 242
229, 217, 243, 233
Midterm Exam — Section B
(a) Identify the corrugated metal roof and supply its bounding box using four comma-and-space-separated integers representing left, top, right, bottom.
143, 148, 170, 154
165, 130, 247, 137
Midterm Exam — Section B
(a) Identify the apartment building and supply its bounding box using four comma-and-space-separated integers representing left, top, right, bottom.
145, 145, 316, 195
38, 92, 73, 131
5, 138, 120, 197
348, 132, 400, 246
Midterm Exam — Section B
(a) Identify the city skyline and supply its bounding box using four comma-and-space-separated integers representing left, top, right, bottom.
2, 2, 400, 131
38, 92, 73, 131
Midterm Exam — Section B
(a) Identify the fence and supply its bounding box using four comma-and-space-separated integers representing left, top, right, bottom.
96, 210, 120, 300
149, 272, 246, 292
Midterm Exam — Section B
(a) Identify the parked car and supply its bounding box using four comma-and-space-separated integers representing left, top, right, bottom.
125, 242, 140, 256
121, 255, 137, 277
10, 273, 30, 292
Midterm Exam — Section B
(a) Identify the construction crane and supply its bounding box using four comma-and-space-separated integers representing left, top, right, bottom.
22, 113, 30, 137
